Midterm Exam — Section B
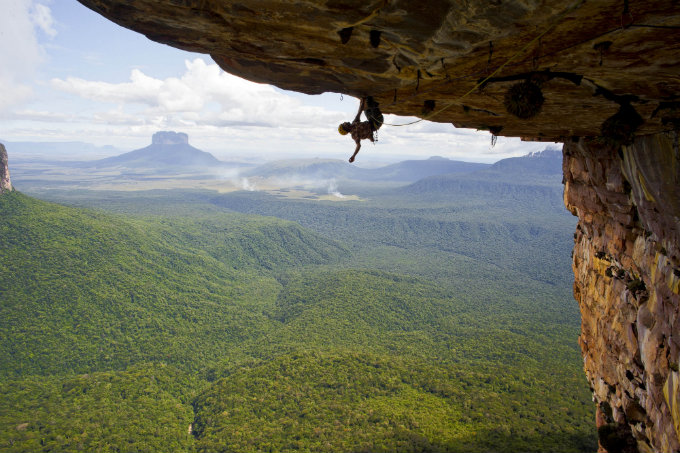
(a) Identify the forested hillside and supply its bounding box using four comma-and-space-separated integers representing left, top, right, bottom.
0, 192, 345, 377
0, 151, 597, 452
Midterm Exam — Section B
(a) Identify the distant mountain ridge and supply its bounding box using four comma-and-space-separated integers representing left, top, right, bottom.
488, 147, 562, 175
402, 147, 564, 201
368, 156, 488, 181
245, 156, 489, 183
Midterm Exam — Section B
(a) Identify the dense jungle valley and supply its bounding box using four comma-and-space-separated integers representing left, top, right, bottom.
0, 148, 598, 452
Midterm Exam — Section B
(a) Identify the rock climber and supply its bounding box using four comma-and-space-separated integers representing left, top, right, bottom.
338, 96, 383, 163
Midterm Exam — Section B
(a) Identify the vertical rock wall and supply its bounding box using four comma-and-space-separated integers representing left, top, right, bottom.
564, 134, 680, 452
0, 143, 12, 194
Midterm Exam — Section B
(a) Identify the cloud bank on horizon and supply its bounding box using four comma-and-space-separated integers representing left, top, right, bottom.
0, 0, 550, 163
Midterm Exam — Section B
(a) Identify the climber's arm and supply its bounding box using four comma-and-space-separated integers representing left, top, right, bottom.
353, 97, 366, 123
349, 140, 361, 163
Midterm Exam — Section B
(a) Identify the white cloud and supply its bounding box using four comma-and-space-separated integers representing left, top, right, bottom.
12, 109, 75, 122
0, 1, 56, 112
51, 69, 164, 105
30, 3, 57, 38
50, 58, 345, 130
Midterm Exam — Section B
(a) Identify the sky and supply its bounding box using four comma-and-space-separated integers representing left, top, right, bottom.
0, 0, 553, 163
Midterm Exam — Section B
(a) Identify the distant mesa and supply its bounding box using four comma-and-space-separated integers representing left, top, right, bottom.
94, 131, 221, 169
152, 131, 189, 146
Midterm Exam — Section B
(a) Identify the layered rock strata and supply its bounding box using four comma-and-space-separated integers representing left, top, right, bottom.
0, 144, 12, 194
564, 134, 680, 452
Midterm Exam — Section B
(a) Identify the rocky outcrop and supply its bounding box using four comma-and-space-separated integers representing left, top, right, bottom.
0, 144, 12, 194
564, 134, 680, 452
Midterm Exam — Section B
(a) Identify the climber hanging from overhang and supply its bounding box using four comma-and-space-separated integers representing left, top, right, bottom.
338, 96, 383, 163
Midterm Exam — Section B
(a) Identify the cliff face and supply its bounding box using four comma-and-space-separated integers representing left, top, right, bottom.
73, 1, 680, 451
564, 136, 680, 452
0, 144, 12, 194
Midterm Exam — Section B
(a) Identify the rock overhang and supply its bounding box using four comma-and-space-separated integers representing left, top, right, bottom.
76, 0, 680, 143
